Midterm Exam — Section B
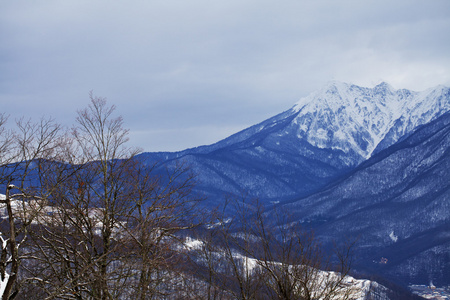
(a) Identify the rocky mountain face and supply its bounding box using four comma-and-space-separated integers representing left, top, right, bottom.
292, 82, 450, 159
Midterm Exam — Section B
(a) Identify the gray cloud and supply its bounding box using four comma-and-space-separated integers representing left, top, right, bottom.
1, 0, 449, 151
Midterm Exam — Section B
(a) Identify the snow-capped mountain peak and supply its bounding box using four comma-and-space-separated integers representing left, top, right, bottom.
290, 82, 449, 160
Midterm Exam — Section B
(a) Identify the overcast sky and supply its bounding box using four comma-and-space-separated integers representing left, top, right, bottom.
1, 0, 449, 152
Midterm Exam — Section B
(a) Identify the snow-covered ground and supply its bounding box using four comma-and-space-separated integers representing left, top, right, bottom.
183, 237, 391, 300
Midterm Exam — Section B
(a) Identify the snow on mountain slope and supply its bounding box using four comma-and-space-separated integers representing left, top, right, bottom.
291, 81, 450, 160
277, 111, 450, 286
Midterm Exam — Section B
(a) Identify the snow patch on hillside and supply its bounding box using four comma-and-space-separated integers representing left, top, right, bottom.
389, 231, 398, 242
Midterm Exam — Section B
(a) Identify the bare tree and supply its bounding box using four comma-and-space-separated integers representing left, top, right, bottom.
191, 198, 358, 300
116, 160, 200, 299
23, 94, 201, 299
22, 94, 139, 299
189, 198, 264, 300
0, 116, 68, 300
72, 93, 142, 298
0, 114, 13, 168
249, 207, 357, 300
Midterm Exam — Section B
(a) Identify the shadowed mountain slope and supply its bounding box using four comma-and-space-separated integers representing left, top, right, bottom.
277, 112, 450, 286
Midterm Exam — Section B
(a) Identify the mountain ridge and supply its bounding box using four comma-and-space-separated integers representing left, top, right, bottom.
145, 81, 450, 163
290, 81, 450, 160
137, 82, 450, 205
